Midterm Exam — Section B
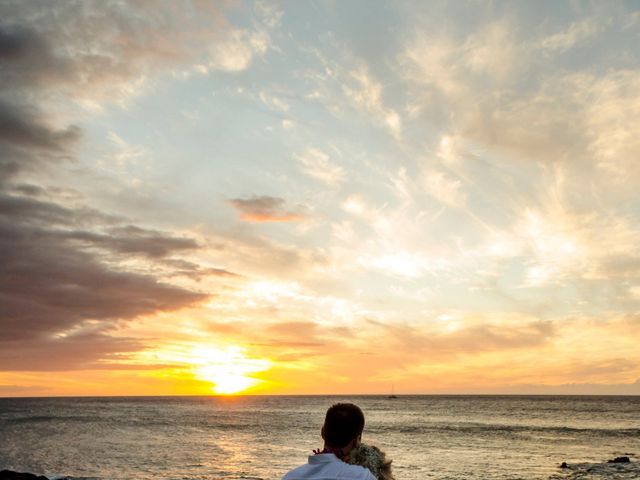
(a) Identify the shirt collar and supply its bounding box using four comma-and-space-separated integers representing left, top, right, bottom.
308, 453, 341, 464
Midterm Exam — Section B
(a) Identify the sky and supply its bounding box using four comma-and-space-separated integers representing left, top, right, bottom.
1, 0, 640, 397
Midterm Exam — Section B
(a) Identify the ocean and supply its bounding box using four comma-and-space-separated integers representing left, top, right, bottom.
0, 395, 638, 480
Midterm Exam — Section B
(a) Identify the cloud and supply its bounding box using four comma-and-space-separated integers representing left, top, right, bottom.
0, 384, 50, 395
372, 316, 554, 358
107, 132, 147, 168
539, 18, 601, 53
64, 225, 200, 258
359, 251, 439, 279
0, 23, 71, 89
229, 195, 306, 223
423, 169, 466, 207
296, 148, 346, 186
0, 331, 142, 371
0, 100, 81, 179
205, 28, 270, 72
265, 320, 352, 346
0, 1, 273, 106
461, 19, 524, 83
579, 71, 640, 180
589, 254, 640, 279
342, 65, 402, 138
0, 214, 205, 342
400, 15, 640, 182
0, 101, 80, 151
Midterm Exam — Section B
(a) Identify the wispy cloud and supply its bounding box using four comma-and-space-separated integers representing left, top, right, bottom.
538, 18, 602, 53
343, 65, 402, 139
296, 148, 346, 186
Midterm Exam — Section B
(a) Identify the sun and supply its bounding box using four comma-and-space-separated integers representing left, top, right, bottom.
190, 346, 271, 395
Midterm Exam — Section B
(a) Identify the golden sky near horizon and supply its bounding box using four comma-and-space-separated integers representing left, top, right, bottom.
1, 1, 640, 396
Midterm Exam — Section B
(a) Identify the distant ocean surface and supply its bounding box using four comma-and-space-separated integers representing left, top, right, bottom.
0, 395, 638, 480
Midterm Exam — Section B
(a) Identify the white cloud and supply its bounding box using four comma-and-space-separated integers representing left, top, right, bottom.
579, 71, 640, 180
423, 170, 466, 207
462, 20, 523, 82
106, 132, 147, 169
343, 65, 402, 139
206, 29, 270, 72
296, 148, 346, 186
437, 135, 462, 164
342, 195, 367, 215
539, 18, 601, 53
359, 251, 441, 279
401, 36, 462, 97
259, 91, 290, 112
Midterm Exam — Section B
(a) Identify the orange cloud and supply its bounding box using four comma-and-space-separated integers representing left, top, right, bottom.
229, 196, 306, 223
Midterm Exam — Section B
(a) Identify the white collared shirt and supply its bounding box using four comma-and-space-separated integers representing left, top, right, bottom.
282, 453, 376, 480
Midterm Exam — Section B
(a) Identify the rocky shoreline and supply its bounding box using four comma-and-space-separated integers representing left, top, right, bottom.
550, 455, 637, 479
0, 471, 70, 480
0, 472, 54, 480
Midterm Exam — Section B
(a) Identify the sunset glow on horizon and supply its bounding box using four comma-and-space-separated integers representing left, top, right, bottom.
1, 1, 640, 397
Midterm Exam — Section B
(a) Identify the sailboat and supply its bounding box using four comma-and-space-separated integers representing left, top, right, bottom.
388, 384, 398, 399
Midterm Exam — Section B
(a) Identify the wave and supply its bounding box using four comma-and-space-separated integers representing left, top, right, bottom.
372, 422, 640, 438
4, 415, 103, 424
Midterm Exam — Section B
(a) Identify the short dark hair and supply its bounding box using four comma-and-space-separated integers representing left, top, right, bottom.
322, 403, 365, 448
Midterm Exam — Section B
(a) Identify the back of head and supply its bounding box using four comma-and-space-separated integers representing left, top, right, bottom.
322, 403, 365, 448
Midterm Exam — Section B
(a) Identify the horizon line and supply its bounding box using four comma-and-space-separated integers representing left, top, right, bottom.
2, 393, 639, 400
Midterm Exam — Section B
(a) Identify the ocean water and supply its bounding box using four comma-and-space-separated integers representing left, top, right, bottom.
0, 395, 638, 480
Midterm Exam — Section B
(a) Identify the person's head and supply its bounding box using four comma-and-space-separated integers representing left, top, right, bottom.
321, 403, 366, 454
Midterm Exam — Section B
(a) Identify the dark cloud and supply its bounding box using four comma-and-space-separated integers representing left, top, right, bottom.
229, 195, 306, 222
0, 192, 113, 228
0, 100, 80, 151
163, 258, 239, 278
0, 101, 81, 181
204, 267, 238, 277
0, 219, 205, 342
0, 23, 72, 91
62, 225, 200, 258
0, 25, 34, 59
0, 331, 141, 371
0, 183, 209, 372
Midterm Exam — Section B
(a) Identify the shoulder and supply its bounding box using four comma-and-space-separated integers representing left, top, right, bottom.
282, 464, 308, 480
282, 461, 375, 480
339, 462, 377, 479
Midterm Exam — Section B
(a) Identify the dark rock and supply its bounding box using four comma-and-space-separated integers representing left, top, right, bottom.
608, 456, 631, 464
0, 471, 49, 480
560, 462, 569, 468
